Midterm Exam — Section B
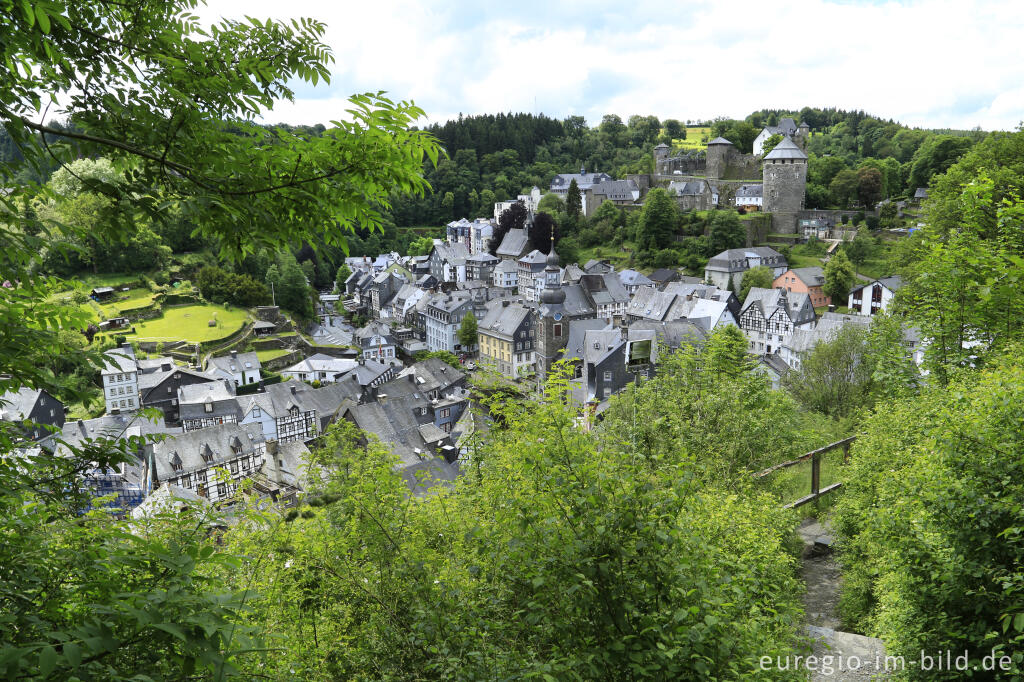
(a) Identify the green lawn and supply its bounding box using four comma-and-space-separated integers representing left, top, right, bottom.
99, 288, 157, 315
672, 126, 711, 151
255, 348, 291, 362
126, 303, 250, 343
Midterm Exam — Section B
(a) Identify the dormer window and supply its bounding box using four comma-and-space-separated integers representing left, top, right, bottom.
170, 452, 183, 472
201, 444, 214, 464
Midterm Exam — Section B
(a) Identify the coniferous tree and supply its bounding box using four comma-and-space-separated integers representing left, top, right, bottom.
566, 179, 582, 219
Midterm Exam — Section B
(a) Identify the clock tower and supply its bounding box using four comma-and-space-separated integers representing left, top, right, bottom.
535, 234, 568, 380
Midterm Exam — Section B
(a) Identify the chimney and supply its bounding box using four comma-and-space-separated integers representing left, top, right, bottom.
290, 385, 297, 395
231, 350, 237, 359
266, 440, 278, 456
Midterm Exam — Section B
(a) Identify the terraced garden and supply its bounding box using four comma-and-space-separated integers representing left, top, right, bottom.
126, 304, 250, 343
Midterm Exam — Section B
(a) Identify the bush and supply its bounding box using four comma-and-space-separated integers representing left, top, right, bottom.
834, 350, 1024, 677
865, 215, 880, 231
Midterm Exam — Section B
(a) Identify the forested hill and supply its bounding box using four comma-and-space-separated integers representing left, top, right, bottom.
2, 107, 988, 229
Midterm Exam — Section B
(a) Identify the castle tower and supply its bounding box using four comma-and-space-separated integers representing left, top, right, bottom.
796, 122, 810, 150
705, 137, 734, 180
653, 142, 670, 175
762, 137, 808, 234
535, 235, 568, 380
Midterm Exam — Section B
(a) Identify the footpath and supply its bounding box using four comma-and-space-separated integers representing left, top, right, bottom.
798, 518, 889, 681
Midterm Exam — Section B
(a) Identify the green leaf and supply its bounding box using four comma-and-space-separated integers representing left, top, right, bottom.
34, 4, 50, 34
63, 641, 81, 668
39, 645, 56, 677
151, 623, 186, 641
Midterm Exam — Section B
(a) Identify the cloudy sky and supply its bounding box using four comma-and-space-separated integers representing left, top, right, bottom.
198, 0, 1024, 131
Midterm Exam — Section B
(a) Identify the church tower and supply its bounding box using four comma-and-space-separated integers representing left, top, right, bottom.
535, 234, 568, 380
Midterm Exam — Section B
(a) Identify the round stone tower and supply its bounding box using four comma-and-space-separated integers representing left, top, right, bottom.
653, 142, 670, 175
705, 136, 734, 180
762, 137, 808, 234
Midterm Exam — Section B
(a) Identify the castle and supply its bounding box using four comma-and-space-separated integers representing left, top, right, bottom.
644, 123, 809, 234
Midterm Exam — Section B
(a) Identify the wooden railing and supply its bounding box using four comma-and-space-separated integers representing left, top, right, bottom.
753, 436, 857, 509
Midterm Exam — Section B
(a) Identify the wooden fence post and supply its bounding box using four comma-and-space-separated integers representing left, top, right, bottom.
811, 452, 820, 497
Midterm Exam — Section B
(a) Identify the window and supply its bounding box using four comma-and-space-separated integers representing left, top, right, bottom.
127, 399, 134, 407
204, 402, 213, 413
119, 400, 126, 408
603, 370, 612, 382
253, 407, 261, 417
553, 323, 562, 337
168, 386, 173, 393
440, 407, 450, 418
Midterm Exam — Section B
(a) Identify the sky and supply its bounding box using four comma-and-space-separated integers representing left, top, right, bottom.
196, 0, 1024, 132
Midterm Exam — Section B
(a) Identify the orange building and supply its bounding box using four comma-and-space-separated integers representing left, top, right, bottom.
773, 266, 829, 308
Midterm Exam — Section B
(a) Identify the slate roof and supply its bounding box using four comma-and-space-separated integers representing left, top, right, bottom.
207, 351, 261, 377
549, 171, 613, 191
0, 388, 48, 421
763, 136, 808, 161
589, 179, 639, 200
628, 320, 707, 349
788, 266, 826, 288
669, 180, 707, 196
618, 269, 653, 288
138, 367, 218, 394
519, 250, 548, 266
648, 268, 681, 285
563, 319, 613, 362
340, 360, 392, 388
761, 117, 798, 138
706, 247, 786, 273
849, 275, 905, 295
394, 357, 466, 395
178, 381, 241, 421
560, 283, 596, 318
914, 187, 928, 199
741, 287, 816, 326
282, 353, 359, 377
101, 346, 138, 374
736, 184, 763, 198
495, 228, 529, 258
59, 411, 179, 452
626, 286, 677, 321
479, 303, 532, 341
151, 422, 266, 479
708, 137, 734, 146
493, 259, 517, 274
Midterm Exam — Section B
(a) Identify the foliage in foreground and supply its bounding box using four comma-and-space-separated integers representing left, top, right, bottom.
833, 348, 1024, 679
220, 345, 818, 680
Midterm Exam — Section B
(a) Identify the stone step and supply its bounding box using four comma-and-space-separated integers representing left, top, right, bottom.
805, 626, 890, 680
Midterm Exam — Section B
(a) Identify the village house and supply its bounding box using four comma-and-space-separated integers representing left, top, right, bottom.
739, 287, 817, 355
774, 266, 829, 308
477, 301, 536, 379
205, 350, 261, 388
355, 320, 399, 362
280, 353, 359, 384
151, 422, 268, 502
424, 292, 474, 353
548, 168, 613, 197
178, 381, 240, 432
516, 250, 549, 302
848, 276, 904, 316
704, 247, 788, 291
584, 179, 641, 215
579, 327, 657, 402
0, 387, 65, 445
138, 363, 221, 424
617, 269, 653, 295
465, 252, 499, 282
494, 187, 542, 222
491, 259, 518, 289
237, 379, 361, 444
735, 184, 764, 210
428, 241, 469, 283
101, 344, 140, 413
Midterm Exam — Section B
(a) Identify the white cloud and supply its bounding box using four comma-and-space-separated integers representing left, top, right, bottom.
198, 0, 1024, 130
